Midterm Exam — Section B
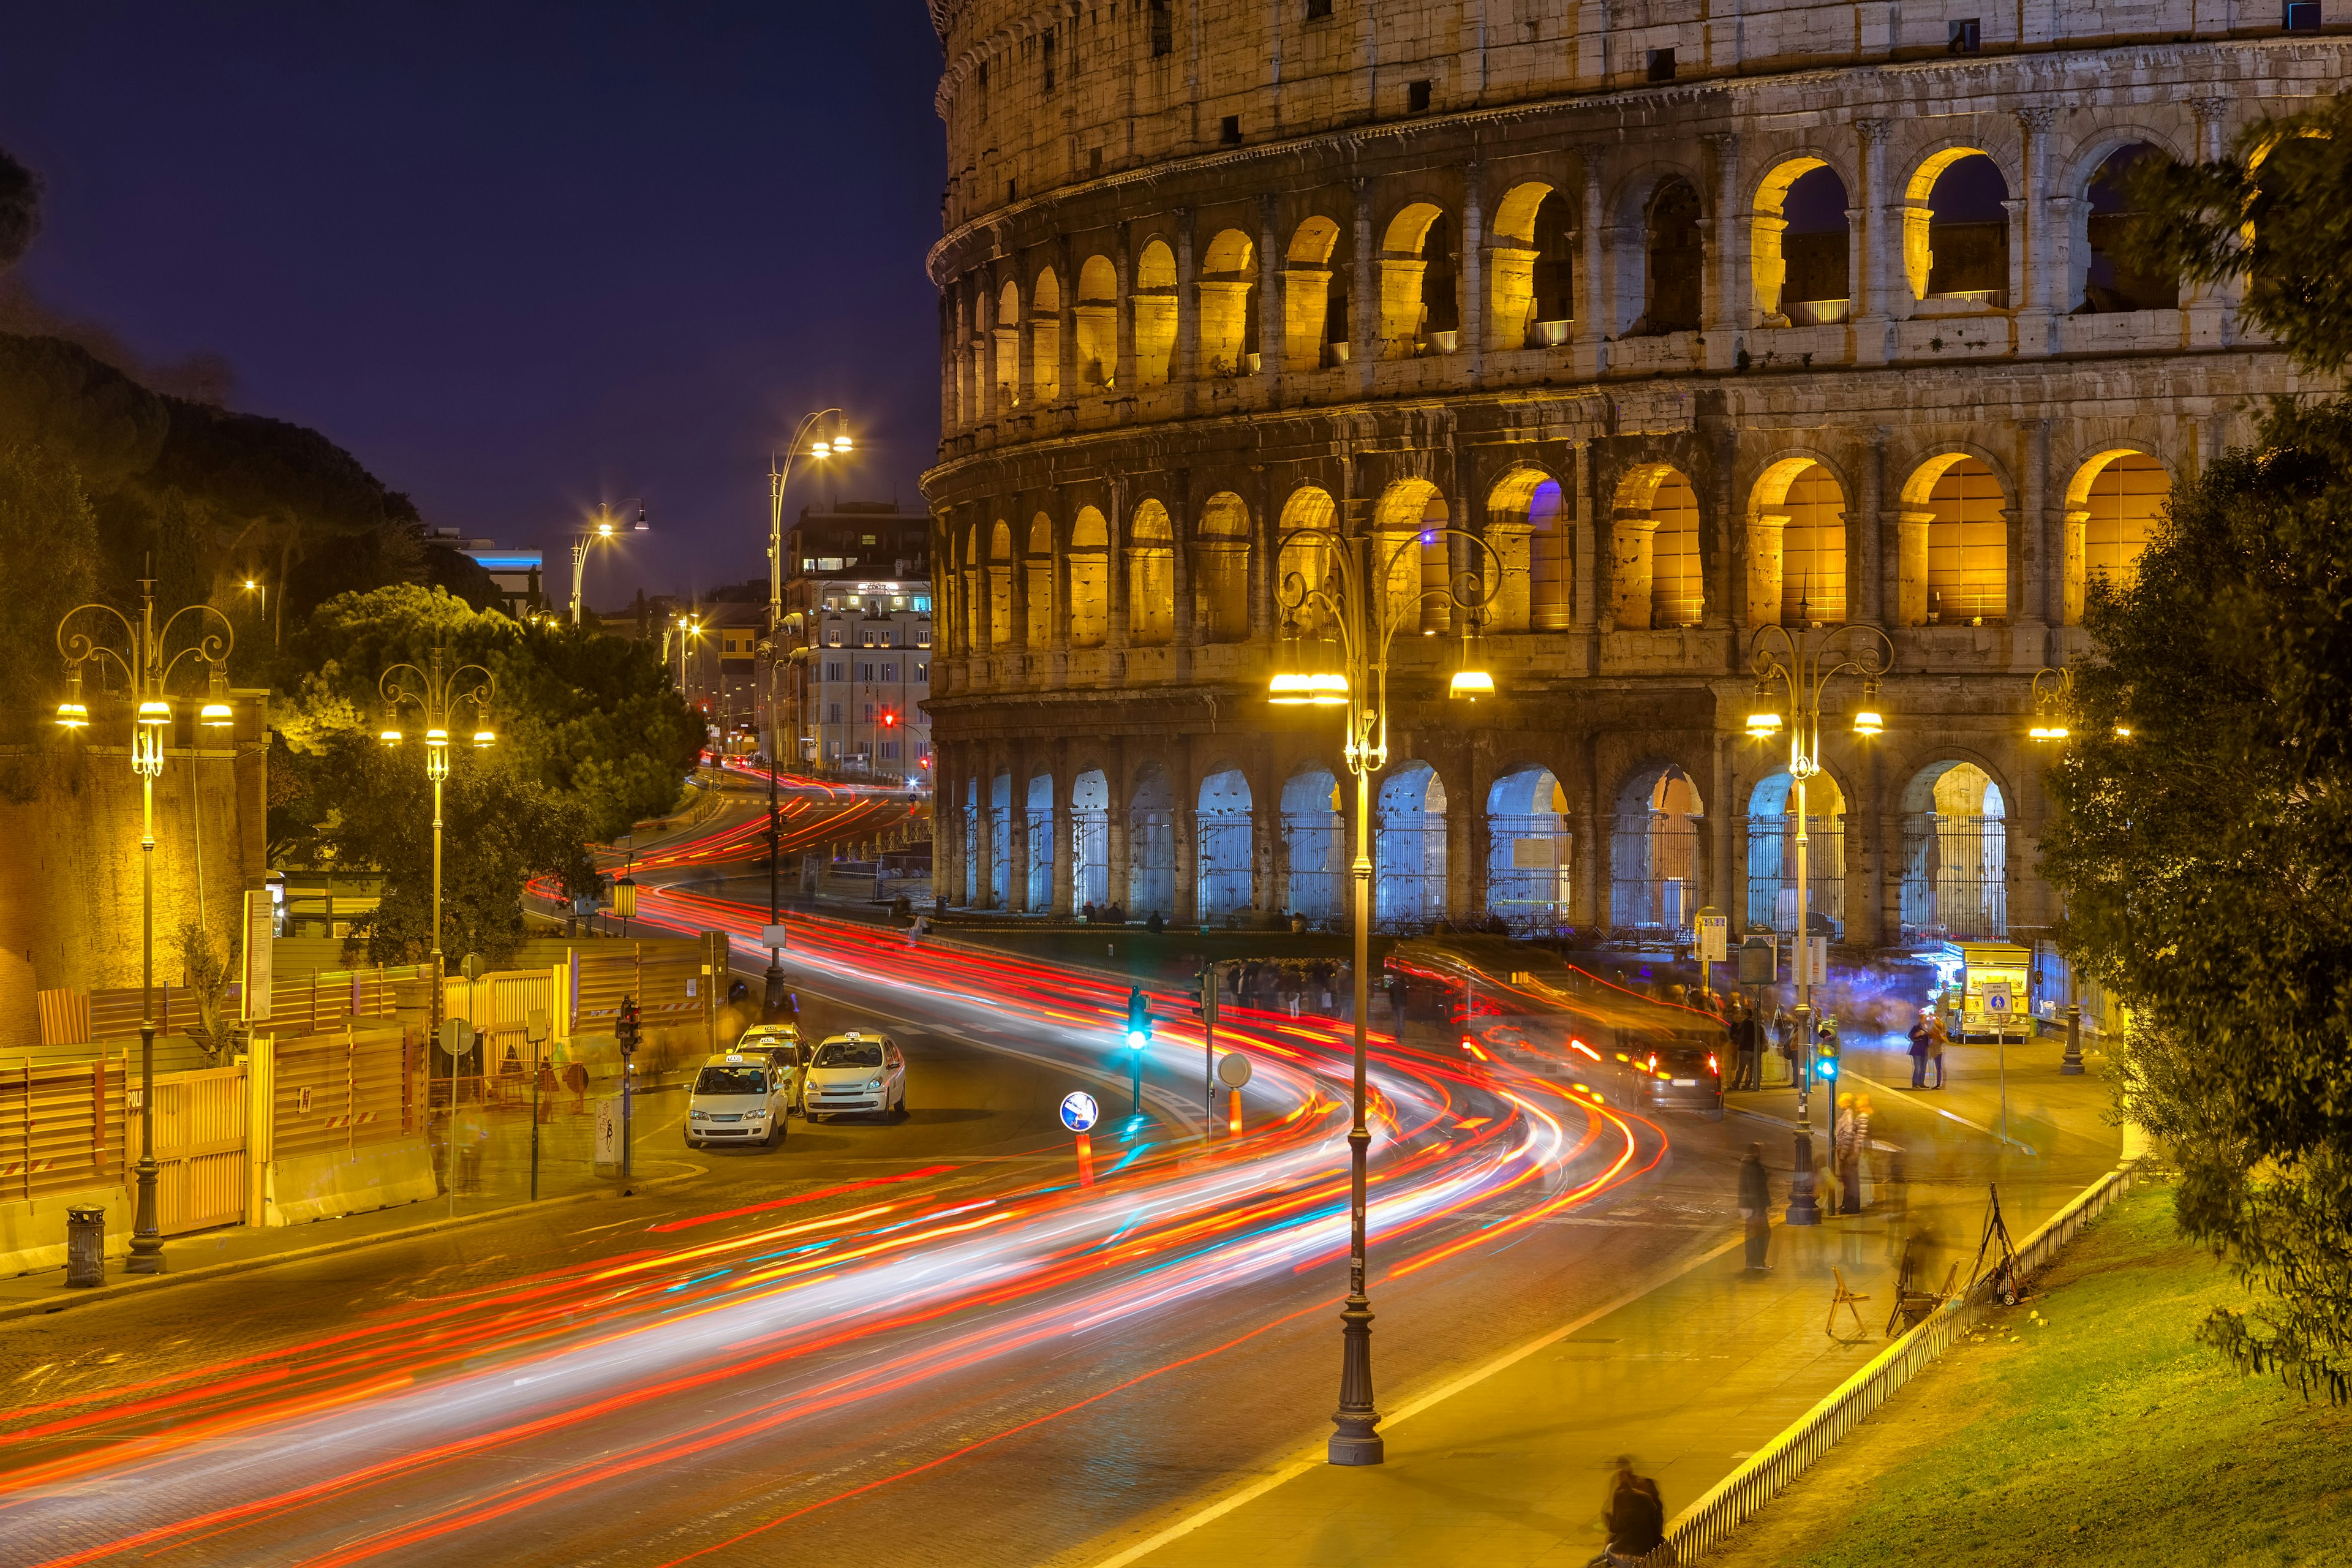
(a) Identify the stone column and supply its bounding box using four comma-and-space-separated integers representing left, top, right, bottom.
1894, 510, 1933, 626
1105, 742, 1131, 911
2187, 99, 2239, 349
977, 275, 1001, 422
940, 293, 960, 436
1351, 179, 1378, 395
2061, 507, 2090, 627
2015, 108, 2056, 358
2017, 417, 2049, 631
1855, 427, 1887, 627
1169, 473, 1196, 681
1746, 513, 1791, 630
1250, 467, 1275, 645
1115, 234, 1139, 404
974, 762, 998, 910
1016, 277, 1037, 411
1051, 745, 1075, 917
1173, 752, 1200, 926
1175, 207, 1199, 413
1854, 118, 1893, 364
1258, 192, 1285, 390
1704, 132, 1741, 370
1049, 490, 1072, 657
1574, 159, 1607, 378
1572, 440, 1599, 632
1610, 506, 1659, 631
1461, 161, 1486, 383
1007, 757, 1031, 914
1007, 501, 1031, 659
1056, 236, 1079, 409
1107, 476, 1132, 655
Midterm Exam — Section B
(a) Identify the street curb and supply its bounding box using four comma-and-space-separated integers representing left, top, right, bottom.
0, 1160, 709, 1330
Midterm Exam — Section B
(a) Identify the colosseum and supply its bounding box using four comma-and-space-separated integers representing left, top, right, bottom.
918, 1, 2337, 956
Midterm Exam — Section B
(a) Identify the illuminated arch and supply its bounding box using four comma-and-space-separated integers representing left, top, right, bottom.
1901, 454, 2008, 625
1068, 505, 1109, 648
1074, 254, 1118, 391
2062, 449, 2168, 619
1133, 239, 1177, 388
1747, 457, 1847, 626
1194, 491, 1252, 644
1198, 228, 1257, 375
1484, 466, 1568, 631
1751, 157, 1850, 325
1127, 499, 1174, 646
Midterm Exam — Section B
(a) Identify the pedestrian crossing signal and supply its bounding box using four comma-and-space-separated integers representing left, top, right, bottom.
1125, 987, 1152, 1050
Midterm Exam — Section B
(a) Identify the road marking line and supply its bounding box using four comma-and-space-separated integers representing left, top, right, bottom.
1077, 1229, 1744, 1568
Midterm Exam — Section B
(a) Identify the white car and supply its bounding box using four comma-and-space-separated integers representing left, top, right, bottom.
684, 1053, 788, 1150
802, 1030, 906, 1121
729, 1023, 807, 1112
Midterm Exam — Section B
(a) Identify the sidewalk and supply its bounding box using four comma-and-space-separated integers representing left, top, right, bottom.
0, 1088, 698, 1325
1090, 1035, 2120, 1568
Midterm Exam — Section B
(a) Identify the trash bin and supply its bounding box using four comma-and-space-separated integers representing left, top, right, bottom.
65, 1204, 105, 1288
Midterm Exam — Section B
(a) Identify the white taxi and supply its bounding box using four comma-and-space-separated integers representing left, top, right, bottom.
684, 1052, 788, 1150
802, 1030, 907, 1121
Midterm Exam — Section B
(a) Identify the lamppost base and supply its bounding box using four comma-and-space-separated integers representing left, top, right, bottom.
126, 1161, 164, 1273
763, 957, 788, 1018
124, 1239, 164, 1275
1787, 1125, 1822, 1226
1329, 1295, 1383, 1466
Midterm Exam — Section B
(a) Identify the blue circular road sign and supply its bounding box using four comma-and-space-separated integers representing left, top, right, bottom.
1059, 1091, 1101, 1133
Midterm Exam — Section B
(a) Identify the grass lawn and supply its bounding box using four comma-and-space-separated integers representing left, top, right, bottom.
1710, 1181, 2352, 1568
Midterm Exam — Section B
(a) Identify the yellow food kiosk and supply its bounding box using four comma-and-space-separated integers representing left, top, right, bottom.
1934, 941, 2033, 1039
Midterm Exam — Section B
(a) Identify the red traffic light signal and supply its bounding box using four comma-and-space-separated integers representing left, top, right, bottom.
882, 710, 898, 727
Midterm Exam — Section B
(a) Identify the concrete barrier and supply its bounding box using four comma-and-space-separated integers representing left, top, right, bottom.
0, 1182, 136, 1275
262, 1138, 438, 1227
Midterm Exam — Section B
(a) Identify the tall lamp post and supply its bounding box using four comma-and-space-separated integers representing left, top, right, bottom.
570, 502, 647, 627
54, 579, 236, 1275
1270, 521, 1496, 1467
1745, 622, 1893, 1226
756, 639, 810, 1016
377, 647, 496, 1042
2028, 665, 2131, 1076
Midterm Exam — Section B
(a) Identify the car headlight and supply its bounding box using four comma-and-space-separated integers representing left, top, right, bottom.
865, 1077, 883, 1090
690, 1110, 709, 1120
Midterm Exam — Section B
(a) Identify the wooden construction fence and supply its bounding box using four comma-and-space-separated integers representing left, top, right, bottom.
0, 1054, 127, 1205
268, 1027, 414, 1163
43, 966, 429, 1049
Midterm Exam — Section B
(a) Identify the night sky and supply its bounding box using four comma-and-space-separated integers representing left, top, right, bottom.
0, 4, 947, 606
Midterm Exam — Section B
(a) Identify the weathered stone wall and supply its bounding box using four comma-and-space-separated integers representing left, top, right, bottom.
916, 4, 2346, 948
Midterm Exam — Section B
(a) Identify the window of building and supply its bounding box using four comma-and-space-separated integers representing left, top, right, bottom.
914, 597, 932, 612
1042, 28, 1057, 89
1220, 115, 1241, 145
862, 703, 876, 723
1306, 0, 1332, 17
828, 739, 842, 758
914, 662, 929, 682
1948, 18, 1981, 51
828, 703, 843, 723
1646, 48, 1675, 81
1150, 0, 1172, 56
2285, 0, 2319, 26
859, 662, 875, 682
825, 625, 845, 646
824, 661, 844, 681
1406, 79, 1431, 113
802, 557, 816, 570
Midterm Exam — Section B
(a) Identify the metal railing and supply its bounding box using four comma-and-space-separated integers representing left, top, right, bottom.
1663, 1161, 2140, 1562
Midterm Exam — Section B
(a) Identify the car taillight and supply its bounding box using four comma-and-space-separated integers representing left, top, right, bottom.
1708, 1053, 1720, 1076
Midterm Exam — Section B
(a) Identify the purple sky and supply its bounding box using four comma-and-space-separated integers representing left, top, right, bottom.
1, 4, 946, 606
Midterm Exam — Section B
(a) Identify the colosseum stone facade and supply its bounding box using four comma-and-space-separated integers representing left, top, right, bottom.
918, 0, 2340, 951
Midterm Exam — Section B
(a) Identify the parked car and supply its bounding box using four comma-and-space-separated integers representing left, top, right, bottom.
684, 1053, 789, 1150
803, 1030, 907, 1121
728, 1023, 807, 1113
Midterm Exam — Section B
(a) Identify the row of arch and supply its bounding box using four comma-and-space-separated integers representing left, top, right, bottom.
952, 132, 2191, 420
951, 448, 2165, 651
949, 753, 2014, 944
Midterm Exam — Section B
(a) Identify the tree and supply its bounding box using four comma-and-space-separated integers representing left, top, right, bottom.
0, 442, 101, 745
2043, 95, 2352, 1403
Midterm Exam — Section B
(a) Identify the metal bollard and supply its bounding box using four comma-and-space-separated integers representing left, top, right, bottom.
65, 1204, 106, 1288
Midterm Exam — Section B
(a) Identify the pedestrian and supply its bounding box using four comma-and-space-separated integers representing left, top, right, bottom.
563, 1057, 589, 1115
1907, 1007, 1934, 1088
1389, 974, 1411, 1031
535, 1055, 559, 1125
1928, 1009, 1950, 1088
1833, 1092, 1861, 1215
1738, 1142, 1772, 1271
1855, 1095, 1877, 1208
907, 913, 928, 948
1601, 1460, 1666, 1568
1732, 1004, 1760, 1091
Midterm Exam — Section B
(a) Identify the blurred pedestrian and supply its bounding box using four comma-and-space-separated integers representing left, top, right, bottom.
1389, 974, 1411, 1031
1928, 1011, 1950, 1089
1600, 1460, 1666, 1567
1906, 1008, 1935, 1088
562, 1058, 589, 1115
1738, 1142, 1773, 1270
1732, 1003, 1761, 1090
1833, 1092, 1861, 1215
1855, 1095, 1877, 1208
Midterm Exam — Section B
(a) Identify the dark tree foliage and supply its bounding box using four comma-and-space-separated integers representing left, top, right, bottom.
2048, 97, 2352, 1401
0, 443, 101, 745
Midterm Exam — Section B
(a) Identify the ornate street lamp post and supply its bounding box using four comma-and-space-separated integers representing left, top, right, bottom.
377, 646, 496, 1043
2027, 665, 2132, 1076
54, 579, 236, 1275
1270, 521, 1495, 1466
570, 501, 647, 627
1745, 622, 1893, 1225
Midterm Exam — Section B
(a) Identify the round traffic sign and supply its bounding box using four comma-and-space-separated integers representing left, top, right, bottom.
1058, 1091, 1100, 1133
1216, 1052, 1253, 1089
437, 1018, 475, 1058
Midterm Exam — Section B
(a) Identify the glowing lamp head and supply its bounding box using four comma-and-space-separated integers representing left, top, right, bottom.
812, 440, 832, 458
379, 727, 403, 745
1268, 671, 1313, 706
831, 431, 852, 453
1746, 680, 1784, 736
2114, 725, 2133, 739
472, 726, 496, 748
55, 701, 88, 730
137, 699, 172, 728
1448, 668, 1495, 701
426, 726, 450, 749
1308, 672, 1349, 707
199, 701, 233, 729
597, 521, 614, 538
2029, 722, 2070, 743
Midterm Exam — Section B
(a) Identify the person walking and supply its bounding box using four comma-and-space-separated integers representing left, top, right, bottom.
1833, 1092, 1861, 1215
1855, 1095, 1877, 1208
1907, 1008, 1934, 1088
1389, 974, 1411, 1032
1772, 1004, 1796, 1084
1601, 1460, 1666, 1567
1928, 1010, 1950, 1088
1738, 1143, 1773, 1270
1734, 1003, 1762, 1090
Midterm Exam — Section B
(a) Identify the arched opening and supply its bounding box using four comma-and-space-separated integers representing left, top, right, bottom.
2247, 132, 2334, 313
1748, 459, 1847, 627
963, 522, 986, 652
2076, 144, 2177, 312
1025, 772, 1055, 911
1198, 228, 1258, 375
1026, 514, 1054, 649
1072, 768, 1110, 910
1905, 151, 2010, 304
989, 771, 1013, 908
1487, 766, 1570, 932
1373, 479, 1454, 634
1284, 216, 1347, 369
1281, 766, 1344, 924
1197, 766, 1254, 921
1907, 455, 2008, 625
1076, 254, 1119, 390
988, 520, 1014, 647
1128, 762, 1176, 919
2067, 450, 2165, 617
1375, 763, 1447, 929
1900, 761, 2008, 941
1651, 470, 1703, 629
1489, 182, 1576, 350
963, 776, 980, 905
994, 280, 1023, 406
1134, 239, 1177, 388
1068, 506, 1109, 647
1482, 467, 1566, 633
1378, 203, 1457, 359
1031, 267, 1061, 402
1610, 765, 1703, 931
1754, 160, 1850, 326
1193, 492, 1252, 644
1128, 499, 1175, 646
1637, 178, 1704, 336
1744, 771, 1845, 937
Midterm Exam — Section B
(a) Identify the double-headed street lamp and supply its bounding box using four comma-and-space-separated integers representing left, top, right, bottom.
1268, 521, 1496, 1468
571, 502, 648, 626
54, 579, 236, 1275
760, 410, 850, 1010
1744, 622, 1893, 1225
377, 647, 496, 1040
2027, 665, 2132, 1076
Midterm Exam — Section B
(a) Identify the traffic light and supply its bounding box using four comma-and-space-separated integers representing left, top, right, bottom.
1815, 1032, 1841, 1082
618, 997, 641, 1057
881, 709, 899, 728
1125, 987, 1152, 1050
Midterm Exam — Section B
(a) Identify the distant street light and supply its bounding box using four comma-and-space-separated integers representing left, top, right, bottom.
571, 502, 648, 626
1269, 518, 1496, 1468
53, 576, 236, 1275
241, 578, 274, 649
377, 646, 496, 1046
1746, 621, 1893, 1226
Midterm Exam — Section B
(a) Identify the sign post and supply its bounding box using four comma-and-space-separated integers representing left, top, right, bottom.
1217, 1052, 1253, 1139
1695, 908, 1728, 1005
1060, 1091, 1101, 1186
1199, 964, 1219, 1120
526, 1006, 551, 1202
1983, 980, 2015, 1145
437, 1017, 473, 1217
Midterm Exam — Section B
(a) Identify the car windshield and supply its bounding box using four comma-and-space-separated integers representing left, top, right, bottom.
694, 1066, 767, 1096
813, 1039, 884, 1069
